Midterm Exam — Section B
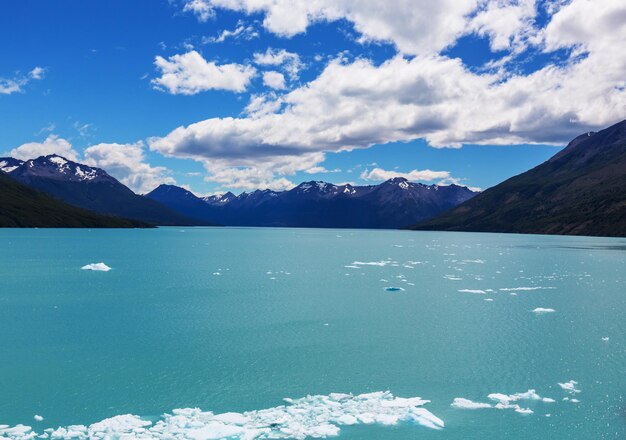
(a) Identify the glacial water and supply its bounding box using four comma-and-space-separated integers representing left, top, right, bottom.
0, 227, 625, 439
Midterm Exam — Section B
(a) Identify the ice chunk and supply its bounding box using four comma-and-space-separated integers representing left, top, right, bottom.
451, 398, 492, 409
532, 308, 555, 314
81, 262, 111, 272
558, 380, 581, 394
458, 289, 486, 294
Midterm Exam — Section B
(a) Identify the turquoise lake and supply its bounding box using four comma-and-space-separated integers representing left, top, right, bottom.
1, 227, 625, 439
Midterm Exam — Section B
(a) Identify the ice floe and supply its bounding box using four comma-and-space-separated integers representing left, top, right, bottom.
33, 415, 43, 422
499, 287, 555, 291
0, 391, 444, 439
451, 389, 555, 415
532, 308, 556, 314
351, 260, 393, 267
450, 398, 492, 409
558, 380, 581, 394
458, 289, 486, 294
80, 262, 111, 272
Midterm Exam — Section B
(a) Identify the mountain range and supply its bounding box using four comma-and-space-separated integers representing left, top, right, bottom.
0, 171, 148, 228
2, 118, 625, 235
414, 119, 626, 237
1, 155, 206, 226
146, 179, 478, 228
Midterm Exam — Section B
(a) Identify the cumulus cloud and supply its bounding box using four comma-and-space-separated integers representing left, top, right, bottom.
360, 167, 452, 182
0, 66, 45, 95
163, 0, 626, 190
152, 51, 256, 94
186, 0, 477, 55
9, 135, 79, 161
83, 141, 175, 193
183, 0, 214, 22
468, 0, 539, 53
253, 48, 304, 80
262, 71, 286, 90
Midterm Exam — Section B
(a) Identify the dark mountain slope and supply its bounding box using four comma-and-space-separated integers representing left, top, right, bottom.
0, 172, 149, 228
413, 119, 626, 237
4, 155, 208, 225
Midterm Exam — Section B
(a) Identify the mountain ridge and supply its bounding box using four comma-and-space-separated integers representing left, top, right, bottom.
147, 178, 478, 229
412, 119, 626, 237
0, 171, 150, 228
2, 154, 210, 226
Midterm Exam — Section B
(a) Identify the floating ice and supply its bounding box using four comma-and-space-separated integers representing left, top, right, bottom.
81, 262, 111, 272
0, 391, 444, 439
532, 308, 555, 314
558, 380, 581, 394
385, 287, 405, 292
352, 260, 392, 267
602, 337, 609, 342
451, 398, 492, 409
499, 287, 555, 291
452, 389, 553, 416
33, 415, 43, 422
458, 289, 486, 294
484, 298, 494, 302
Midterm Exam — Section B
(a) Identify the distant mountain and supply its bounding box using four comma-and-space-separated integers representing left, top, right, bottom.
413, 119, 626, 237
0, 158, 24, 173
0, 171, 149, 228
147, 178, 478, 229
1, 155, 209, 226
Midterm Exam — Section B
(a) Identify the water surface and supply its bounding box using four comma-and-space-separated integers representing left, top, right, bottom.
1, 228, 625, 438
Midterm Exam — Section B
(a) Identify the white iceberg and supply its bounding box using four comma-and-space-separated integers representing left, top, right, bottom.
451, 398, 492, 409
81, 262, 111, 272
532, 308, 555, 314
558, 380, 581, 394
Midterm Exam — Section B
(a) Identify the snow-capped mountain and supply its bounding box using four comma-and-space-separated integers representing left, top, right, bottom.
2, 155, 208, 226
0, 158, 25, 173
8, 154, 117, 183
147, 178, 478, 229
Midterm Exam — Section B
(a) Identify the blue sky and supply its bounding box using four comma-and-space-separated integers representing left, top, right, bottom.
1, 0, 624, 194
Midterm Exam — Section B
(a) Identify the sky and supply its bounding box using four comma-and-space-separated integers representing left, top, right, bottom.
0, 0, 624, 195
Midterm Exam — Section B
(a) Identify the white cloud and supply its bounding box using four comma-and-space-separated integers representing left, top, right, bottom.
188, 0, 479, 55
162, 0, 626, 190
0, 66, 45, 95
183, 0, 214, 22
29, 67, 46, 80
9, 135, 79, 161
305, 166, 340, 174
83, 141, 175, 193
204, 21, 258, 43
152, 50, 256, 94
262, 71, 286, 90
468, 0, 539, 53
360, 167, 451, 182
253, 48, 304, 80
